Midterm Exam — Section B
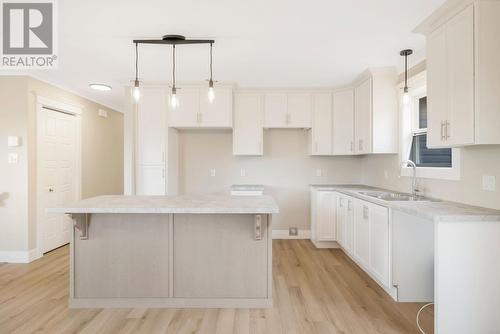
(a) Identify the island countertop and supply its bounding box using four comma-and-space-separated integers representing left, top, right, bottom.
47, 194, 279, 214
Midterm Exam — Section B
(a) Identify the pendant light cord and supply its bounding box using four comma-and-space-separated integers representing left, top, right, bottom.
172, 45, 176, 88
210, 43, 213, 81
404, 52, 408, 92
135, 42, 139, 82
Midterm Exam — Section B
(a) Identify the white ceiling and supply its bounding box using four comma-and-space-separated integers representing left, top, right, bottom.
20, 0, 445, 112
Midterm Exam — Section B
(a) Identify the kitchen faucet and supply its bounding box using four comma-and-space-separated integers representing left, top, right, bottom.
401, 159, 418, 196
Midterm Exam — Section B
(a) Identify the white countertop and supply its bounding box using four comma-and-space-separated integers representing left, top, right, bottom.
47, 194, 279, 214
311, 184, 500, 222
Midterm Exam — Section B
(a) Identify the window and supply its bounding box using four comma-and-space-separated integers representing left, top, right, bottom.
399, 70, 460, 180
408, 97, 452, 168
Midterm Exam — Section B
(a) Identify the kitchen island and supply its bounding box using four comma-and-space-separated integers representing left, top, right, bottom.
48, 195, 279, 308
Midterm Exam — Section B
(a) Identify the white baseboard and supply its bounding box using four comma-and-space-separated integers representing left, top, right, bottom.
0, 248, 42, 263
272, 229, 311, 239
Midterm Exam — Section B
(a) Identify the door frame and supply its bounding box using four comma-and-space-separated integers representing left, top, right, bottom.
35, 94, 83, 256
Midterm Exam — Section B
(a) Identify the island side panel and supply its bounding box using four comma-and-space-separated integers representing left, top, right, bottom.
173, 214, 268, 299
73, 213, 170, 298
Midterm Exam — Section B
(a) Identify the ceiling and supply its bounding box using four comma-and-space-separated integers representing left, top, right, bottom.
17, 0, 445, 112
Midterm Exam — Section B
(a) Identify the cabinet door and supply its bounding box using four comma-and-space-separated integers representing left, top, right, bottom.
369, 204, 390, 287
446, 5, 474, 146
344, 197, 354, 255
310, 93, 332, 155
333, 89, 355, 155
287, 93, 312, 128
136, 88, 167, 165
136, 165, 165, 195
354, 79, 372, 154
233, 93, 263, 155
354, 200, 370, 267
427, 25, 448, 148
169, 88, 199, 127
199, 86, 233, 127
317, 191, 337, 241
264, 93, 287, 128
336, 197, 345, 247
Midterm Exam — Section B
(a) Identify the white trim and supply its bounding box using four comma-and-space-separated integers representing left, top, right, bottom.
272, 229, 311, 239
35, 94, 82, 257
0, 248, 42, 263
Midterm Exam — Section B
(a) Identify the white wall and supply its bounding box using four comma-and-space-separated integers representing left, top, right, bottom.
0, 76, 124, 262
178, 129, 363, 231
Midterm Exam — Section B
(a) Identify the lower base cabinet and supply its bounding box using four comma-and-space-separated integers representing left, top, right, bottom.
311, 189, 392, 296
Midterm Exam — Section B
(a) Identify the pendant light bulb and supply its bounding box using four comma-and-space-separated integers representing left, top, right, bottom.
402, 87, 410, 106
208, 80, 215, 104
171, 87, 179, 109
133, 80, 140, 102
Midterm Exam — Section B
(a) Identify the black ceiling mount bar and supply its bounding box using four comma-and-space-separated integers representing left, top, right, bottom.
133, 35, 214, 45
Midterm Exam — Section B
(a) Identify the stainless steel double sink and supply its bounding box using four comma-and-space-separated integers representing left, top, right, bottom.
357, 191, 439, 202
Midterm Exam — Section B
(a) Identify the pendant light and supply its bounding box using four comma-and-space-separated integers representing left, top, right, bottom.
170, 44, 179, 108
133, 42, 140, 102
207, 43, 215, 103
400, 49, 413, 105
132, 35, 215, 108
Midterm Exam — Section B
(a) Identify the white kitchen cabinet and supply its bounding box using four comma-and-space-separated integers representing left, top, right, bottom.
309, 93, 332, 155
353, 200, 370, 267
264, 93, 287, 128
352, 68, 398, 155
199, 86, 233, 127
336, 195, 354, 255
169, 86, 233, 128
264, 92, 311, 128
310, 188, 338, 248
287, 93, 312, 128
368, 203, 390, 287
233, 93, 263, 155
332, 89, 355, 155
136, 87, 167, 195
417, 1, 500, 147
354, 79, 372, 154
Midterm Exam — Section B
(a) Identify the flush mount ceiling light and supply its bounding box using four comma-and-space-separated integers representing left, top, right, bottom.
132, 34, 216, 107
89, 83, 112, 91
400, 49, 413, 105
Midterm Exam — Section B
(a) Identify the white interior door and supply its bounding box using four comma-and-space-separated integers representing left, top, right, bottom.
39, 107, 77, 253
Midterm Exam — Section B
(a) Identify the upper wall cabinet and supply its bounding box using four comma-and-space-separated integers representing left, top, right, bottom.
309, 93, 333, 155
168, 86, 233, 128
416, 0, 500, 147
233, 93, 264, 156
332, 89, 355, 155
352, 68, 398, 155
264, 93, 312, 128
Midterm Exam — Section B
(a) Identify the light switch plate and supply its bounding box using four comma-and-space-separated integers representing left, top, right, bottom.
240, 168, 246, 177
384, 170, 389, 179
8, 153, 18, 164
7, 136, 20, 147
315, 168, 322, 177
210, 168, 216, 177
98, 109, 108, 118
482, 175, 496, 191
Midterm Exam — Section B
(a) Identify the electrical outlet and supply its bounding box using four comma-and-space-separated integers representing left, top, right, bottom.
240, 168, 246, 177
315, 168, 322, 177
482, 175, 496, 191
210, 168, 216, 177
384, 170, 389, 179
289, 227, 298, 236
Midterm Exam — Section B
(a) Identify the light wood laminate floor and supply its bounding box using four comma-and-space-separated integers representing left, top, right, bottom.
0, 240, 433, 333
